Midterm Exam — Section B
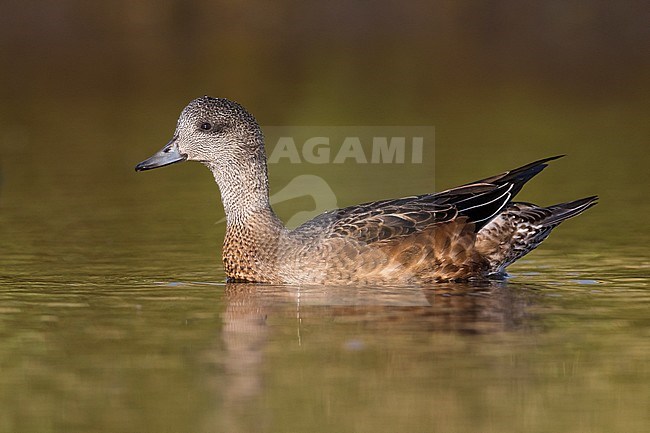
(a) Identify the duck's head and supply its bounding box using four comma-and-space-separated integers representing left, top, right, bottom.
135, 96, 264, 172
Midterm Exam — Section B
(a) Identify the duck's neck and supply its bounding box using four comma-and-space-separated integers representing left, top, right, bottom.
207, 154, 287, 282
206, 152, 284, 232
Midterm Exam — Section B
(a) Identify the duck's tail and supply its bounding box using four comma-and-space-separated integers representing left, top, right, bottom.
475, 196, 598, 275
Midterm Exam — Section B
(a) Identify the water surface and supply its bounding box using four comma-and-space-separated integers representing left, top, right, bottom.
1, 2, 648, 430
1, 128, 647, 432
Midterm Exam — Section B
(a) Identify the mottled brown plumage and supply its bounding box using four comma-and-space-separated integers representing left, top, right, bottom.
136, 96, 597, 284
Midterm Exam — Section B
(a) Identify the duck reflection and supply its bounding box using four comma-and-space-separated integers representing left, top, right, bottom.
209, 281, 541, 431
222, 280, 539, 337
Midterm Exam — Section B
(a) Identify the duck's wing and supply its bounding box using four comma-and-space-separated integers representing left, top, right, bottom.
314, 183, 513, 243
293, 156, 560, 245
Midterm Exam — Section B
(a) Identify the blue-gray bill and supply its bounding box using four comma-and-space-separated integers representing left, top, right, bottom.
135, 136, 186, 171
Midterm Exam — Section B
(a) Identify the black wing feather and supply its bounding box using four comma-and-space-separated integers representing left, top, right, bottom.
293, 156, 562, 244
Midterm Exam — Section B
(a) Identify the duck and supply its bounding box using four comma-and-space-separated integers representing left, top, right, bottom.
135, 96, 597, 285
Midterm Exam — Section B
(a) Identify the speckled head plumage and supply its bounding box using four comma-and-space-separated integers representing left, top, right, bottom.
135, 96, 271, 218
174, 96, 265, 165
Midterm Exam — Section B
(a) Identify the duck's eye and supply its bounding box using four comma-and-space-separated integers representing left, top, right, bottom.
200, 122, 212, 131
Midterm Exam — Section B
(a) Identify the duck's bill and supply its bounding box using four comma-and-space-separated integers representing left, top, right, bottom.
135, 137, 187, 171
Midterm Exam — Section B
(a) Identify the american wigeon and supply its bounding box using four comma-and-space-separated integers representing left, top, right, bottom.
136, 96, 597, 284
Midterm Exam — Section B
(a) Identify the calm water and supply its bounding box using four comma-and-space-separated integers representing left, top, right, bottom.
1, 103, 648, 432
1, 2, 649, 430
